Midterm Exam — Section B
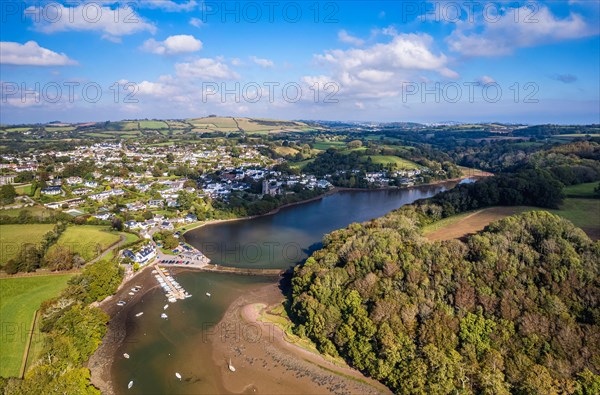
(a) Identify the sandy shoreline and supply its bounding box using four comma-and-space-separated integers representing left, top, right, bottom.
87, 265, 161, 395
88, 176, 483, 394
209, 283, 392, 395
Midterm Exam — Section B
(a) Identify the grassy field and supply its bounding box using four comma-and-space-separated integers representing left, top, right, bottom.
48, 225, 121, 262
274, 146, 300, 156
312, 141, 347, 150
139, 120, 168, 129
0, 274, 73, 377
0, 206, 50, 218
362, 155, 420, 169
550, 198, 600, 232
564, 182, 599, 198
424, 198, 600, 241
0, 224, 55, 264
423, 207, 536, 241
13, 185, 32, 195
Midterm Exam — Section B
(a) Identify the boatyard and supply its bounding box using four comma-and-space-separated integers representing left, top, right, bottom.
152, 266, 191, 302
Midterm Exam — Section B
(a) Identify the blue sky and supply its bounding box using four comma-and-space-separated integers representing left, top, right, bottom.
1, 0, 599, 124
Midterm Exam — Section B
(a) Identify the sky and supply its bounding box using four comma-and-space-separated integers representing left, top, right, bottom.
1, 0, 599, 124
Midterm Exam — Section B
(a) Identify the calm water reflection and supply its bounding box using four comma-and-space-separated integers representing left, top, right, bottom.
185, 182, 464, 269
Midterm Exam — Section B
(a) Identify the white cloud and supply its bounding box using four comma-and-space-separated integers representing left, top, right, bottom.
477, 75, 496, 85
137, 0, 199, 12
338, 30, 365, 46
305, 32, 457, 100
0, 41, 77, 66
25, 4, 156, 42
447, 5, 597, 56
250, 56, 274, 68
189, 17, 204, 28
230, 58, 243, 66
175, 58, 240, 79
142, 35, 203, 55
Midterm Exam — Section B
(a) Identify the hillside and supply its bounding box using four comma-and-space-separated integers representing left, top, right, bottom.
290, 209, 600, 394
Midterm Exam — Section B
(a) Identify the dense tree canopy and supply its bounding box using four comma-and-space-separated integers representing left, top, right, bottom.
290, 208, 600, 394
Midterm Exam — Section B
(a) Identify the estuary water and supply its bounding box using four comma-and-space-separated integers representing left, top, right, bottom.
184, 182, 463, 269
113, 181, 468, 394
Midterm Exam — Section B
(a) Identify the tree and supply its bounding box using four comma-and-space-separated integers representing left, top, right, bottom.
347, 140, 362, 149
45, 245, 74, 271
111, 217, 123, 231
0, 184, 16, 205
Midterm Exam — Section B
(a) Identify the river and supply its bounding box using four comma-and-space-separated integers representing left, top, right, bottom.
111, 181, 469, 394
184, 182, 465, 269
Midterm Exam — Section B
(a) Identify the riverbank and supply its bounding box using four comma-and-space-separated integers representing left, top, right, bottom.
210, 283, 392, 395
182, 175, 484, 240
87, 264, 161, 395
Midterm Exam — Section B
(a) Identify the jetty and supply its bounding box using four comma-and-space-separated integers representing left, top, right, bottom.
199, 264, 285, 277
152, 265, 190, 301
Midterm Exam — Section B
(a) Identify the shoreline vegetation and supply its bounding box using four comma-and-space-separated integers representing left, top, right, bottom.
181, 175, 485, 238
87, 176, 484, 394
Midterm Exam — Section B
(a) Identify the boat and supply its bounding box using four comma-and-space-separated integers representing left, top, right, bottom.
128, 380, 134, 389
228, 358, 236, 372
206, 292, 211, 297
163, 304, 169, 310
168, 297, 177, 303
161, 313, 168, 319
123, 353, 130, 359
128, 292, 135, 295
135, 312, 143, 317
175, 372, 182, 380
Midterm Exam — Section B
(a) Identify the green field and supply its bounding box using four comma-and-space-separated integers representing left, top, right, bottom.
13, 185, 32, 195
312, 141, 347, 150
363, 155, 420, 169
564, 182, 599, 198
0, 274, 73, 377
0, 224, 54, 264
549, 198, 600, 231
0, 206, 50, 218
44, 126, 75, 132
423, 198, 600, 241
49, 225, 121, 262
1, 128, 31, 133
139, 120, 168, 129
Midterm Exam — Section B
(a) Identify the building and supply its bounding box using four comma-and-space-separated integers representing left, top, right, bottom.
41, 186, 62, 195
0, 175, 16, 185
262, 179, 281, 196
123, 244, 156, 265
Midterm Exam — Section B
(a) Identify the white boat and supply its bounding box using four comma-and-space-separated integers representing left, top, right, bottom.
123, 353, 130, 359
228, 358, 236, 372
135, 312, 143, 317
128, 292, 135, 296
128, 380, 134, 389
175, 372, 182, 380
168, 297, 177, 303
161, 313, 168, 319
205, 292, 211, 297
163, 304, 169, 310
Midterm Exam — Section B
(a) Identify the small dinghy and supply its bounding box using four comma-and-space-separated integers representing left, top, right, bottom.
123, 353, 130, 359
161, 313, 168, 319
163, 304, 169, 310
135, 312, 143, 317
128, 380, 134, 389
128, 292, 135, 296
228, 358, 236, 372
206, 292, 211, 297
175, 372, 182, 380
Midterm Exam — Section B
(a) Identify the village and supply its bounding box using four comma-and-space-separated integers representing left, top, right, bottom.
0, 139, 433, 272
